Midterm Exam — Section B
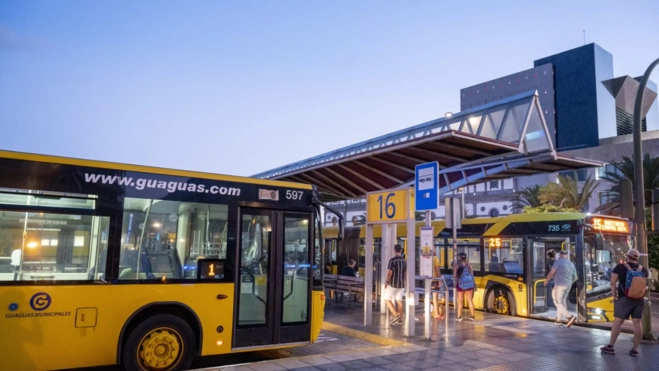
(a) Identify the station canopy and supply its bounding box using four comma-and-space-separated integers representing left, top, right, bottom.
253, 91, 602, 201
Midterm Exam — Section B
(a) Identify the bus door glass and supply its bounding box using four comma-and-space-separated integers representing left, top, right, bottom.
234, 208, 312, 348
528, 237, 577, 321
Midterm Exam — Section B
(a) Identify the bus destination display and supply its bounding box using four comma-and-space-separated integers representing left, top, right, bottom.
592, 218, 629, 233
198, 259, 225, 279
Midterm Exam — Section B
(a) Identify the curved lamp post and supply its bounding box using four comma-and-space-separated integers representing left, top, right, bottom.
633, 58, 659, 341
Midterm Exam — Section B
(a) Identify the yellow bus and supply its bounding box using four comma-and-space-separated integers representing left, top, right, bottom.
0, 150, 336, 371
323, 213, 634, 324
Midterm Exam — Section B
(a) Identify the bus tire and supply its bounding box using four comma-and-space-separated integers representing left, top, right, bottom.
122, 314, 195, 371
487, 287, 516, 316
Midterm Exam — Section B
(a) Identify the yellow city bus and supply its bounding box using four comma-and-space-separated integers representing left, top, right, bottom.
0, 150, 336, 371
323, 213, 633, 324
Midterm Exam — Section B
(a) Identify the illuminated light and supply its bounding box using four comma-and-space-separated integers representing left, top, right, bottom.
592, 316, 601, 320
153, 223, 161, 228
592, 218, 629, 233
216, 340, 224, 346
488, 237, 501, 247
26, 242, 39, 248
445, 112, 453, 118
594, 308, 603, 314
522, 309, 527, 314
161, 276, 167, 282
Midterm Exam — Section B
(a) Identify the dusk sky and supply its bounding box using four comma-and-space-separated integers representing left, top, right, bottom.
1, 1, 658, 177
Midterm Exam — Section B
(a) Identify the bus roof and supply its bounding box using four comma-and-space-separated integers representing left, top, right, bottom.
0, 150, 313, 190
321, 213, 632, 239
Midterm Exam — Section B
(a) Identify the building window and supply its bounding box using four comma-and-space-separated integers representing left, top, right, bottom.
599, 191, 617, 206
597, 164, 623, 180
489, 181, 500, 190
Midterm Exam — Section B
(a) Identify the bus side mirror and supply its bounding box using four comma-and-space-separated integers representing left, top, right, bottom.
595, 233, 604, 250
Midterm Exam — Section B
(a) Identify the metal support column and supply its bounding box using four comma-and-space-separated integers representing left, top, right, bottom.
380, 224, 393, 314
364, 224, 374, 326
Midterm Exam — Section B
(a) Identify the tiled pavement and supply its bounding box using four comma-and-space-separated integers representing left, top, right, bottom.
195, 305, 659, 371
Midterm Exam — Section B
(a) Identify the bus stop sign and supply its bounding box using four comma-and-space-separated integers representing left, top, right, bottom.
415, 162, 439, 211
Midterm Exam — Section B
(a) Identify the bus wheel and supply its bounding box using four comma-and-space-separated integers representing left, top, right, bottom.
123, 314, 195, 371
488, 288, 515, 316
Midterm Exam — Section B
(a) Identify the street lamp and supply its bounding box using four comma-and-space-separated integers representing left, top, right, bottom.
633, 57, 659, 342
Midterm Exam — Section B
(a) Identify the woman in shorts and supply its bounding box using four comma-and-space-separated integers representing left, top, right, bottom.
453, 252, 475, 321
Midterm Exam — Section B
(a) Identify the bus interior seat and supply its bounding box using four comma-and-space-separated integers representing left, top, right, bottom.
502, 260, 523, 274
489, 263, 505, 273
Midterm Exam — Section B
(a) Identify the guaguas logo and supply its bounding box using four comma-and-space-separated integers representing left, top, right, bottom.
29, 292, 51, 311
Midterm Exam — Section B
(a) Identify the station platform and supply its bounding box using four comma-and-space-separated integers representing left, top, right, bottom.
193, 302, 659, 371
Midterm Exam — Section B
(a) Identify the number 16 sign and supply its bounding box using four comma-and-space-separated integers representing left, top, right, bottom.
366, 189, 415, 223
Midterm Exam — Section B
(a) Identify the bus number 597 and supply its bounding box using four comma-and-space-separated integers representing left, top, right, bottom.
286, 190, 304, 200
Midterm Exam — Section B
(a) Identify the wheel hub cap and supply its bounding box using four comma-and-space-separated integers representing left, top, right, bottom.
138, 328, 182, 370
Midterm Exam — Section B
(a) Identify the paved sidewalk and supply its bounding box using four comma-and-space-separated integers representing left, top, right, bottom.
197, 305, 659, 371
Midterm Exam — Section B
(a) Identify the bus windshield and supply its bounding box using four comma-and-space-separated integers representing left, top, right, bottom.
584, 233, 632, 286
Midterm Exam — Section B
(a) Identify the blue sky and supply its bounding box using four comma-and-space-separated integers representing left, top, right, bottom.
1, 1, 658, 176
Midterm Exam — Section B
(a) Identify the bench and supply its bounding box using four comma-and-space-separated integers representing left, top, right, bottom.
323, 274, 365, 308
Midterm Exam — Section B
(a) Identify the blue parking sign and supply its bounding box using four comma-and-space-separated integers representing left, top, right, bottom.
415, 162, 439, 211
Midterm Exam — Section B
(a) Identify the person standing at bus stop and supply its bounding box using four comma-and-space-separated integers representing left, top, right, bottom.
600, 249, 649, 357
544, 250, 577, 327
384, 244, 406, 324
453, 252, 475, 321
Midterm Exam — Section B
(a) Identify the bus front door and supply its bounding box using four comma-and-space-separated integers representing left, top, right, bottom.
527, 237, 579, 322
233, 208, 313, 349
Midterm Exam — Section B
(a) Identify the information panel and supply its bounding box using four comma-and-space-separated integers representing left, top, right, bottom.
420, 227, 434, 278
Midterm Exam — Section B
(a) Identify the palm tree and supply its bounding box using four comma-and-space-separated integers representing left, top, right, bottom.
595, 154, 659, 215
538, 174, 599, 212
512, 185, 542, 212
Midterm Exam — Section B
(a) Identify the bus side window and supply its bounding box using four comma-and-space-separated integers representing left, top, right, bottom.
119, 198, 229, 280
0, 189, 110, 282
485, 237, 524, 274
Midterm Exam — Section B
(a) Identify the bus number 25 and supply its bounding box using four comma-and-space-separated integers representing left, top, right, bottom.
286, 190, 304, 200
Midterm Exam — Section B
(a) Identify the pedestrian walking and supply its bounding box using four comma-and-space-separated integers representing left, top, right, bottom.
600, 249, 649, 357
544, 250, 577, 327
384, 244, 406, 324
453, 252, 475, 321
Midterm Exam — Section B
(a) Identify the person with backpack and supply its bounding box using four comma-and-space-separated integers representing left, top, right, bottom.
453, 252, 475, 321
601, 249, 649, 357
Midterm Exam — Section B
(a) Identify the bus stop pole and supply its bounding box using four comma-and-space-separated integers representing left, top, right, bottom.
364, 224, 374, 326
424, 210, 431, 339
405, 216, 416, 337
